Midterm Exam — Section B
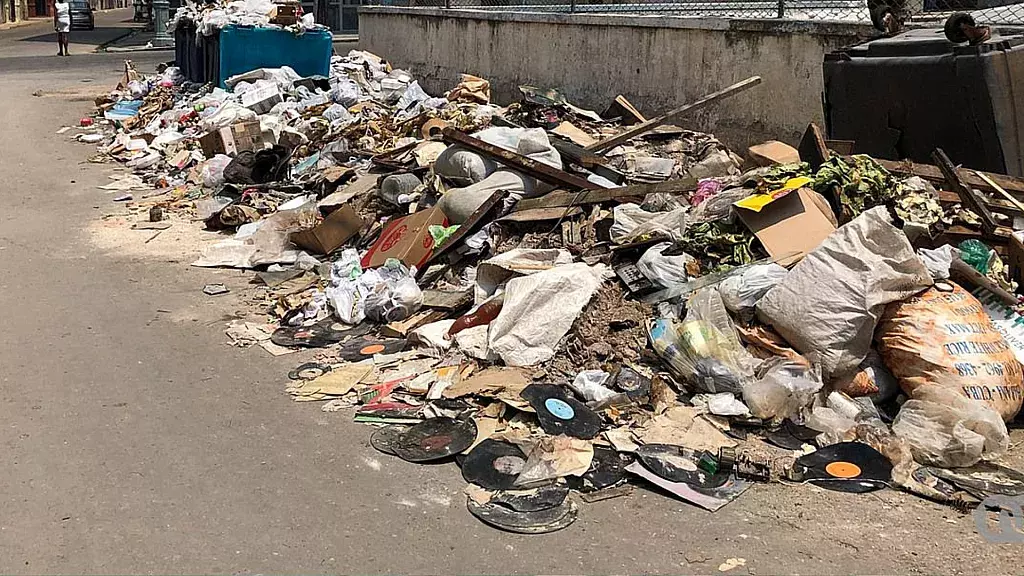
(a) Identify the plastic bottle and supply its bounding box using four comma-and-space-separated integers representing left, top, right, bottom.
448, 294, 505, 337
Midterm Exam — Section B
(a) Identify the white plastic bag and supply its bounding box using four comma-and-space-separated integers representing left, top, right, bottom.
201, 154, 233, 188
569, 370, 615, 403
916, 245, 959, 281
719, 263, 788, 316
892, 384, 1009, 467
609, 203, 687, 244
364, 276, 423, 323
636, 242, 692, 288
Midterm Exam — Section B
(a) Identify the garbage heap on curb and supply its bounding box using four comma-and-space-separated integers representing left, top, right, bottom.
77, 52, 1024, 534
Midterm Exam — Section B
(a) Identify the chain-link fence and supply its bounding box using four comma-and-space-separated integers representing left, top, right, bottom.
379, 0, 1024, 27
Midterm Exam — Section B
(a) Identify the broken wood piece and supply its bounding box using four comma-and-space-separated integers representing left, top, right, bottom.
551, 121, 598, 147
873, 158, 1024, 196
381, 309, 449, 338
549, 138, 625, 185
133, 221, 172, 230
933, 148, 998, 235
586, 76, 762, 153
615, 95, 647, 123
421, 288, 474, 310
498, 206, 584, 222
514, 179, 695, 212
442, 127, 601, 190
420, 189, 505, 272
561, 219, 582, 246
797, 123, 830, 171
975, 170, 1024, 214
950, 258, 1018, 306
937, 189, 1024, 217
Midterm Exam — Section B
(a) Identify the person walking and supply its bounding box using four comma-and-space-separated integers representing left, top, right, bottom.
53, 0, 70, 56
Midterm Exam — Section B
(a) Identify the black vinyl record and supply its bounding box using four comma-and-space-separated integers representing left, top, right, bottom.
272, 319, 373, 348
520, 384, 602, 439
614, 366, 652, 400
794, 442, 892, 493
392, 417, 477, 463
765, 419, 819, 450
370, 425, 410, 456
927, 462, 1024, 497
567, 446, 634, 493
635, 444, 729, 488
462, 439, 527, 490
337, 336, 408, 362
467, 492, 578, 534
486, 483, 570, 512
287, 362, 332, 381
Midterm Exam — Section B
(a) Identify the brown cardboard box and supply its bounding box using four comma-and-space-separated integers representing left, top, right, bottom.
270, 2, 299, 25
735, 187, 837, 267
361, 206, 447, 269
1007, 232, 1024, 286
747, 140, 801, 167
290, 205, 363, 255
199, 120, 263, 157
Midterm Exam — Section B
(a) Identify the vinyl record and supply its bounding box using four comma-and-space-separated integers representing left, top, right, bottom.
462, 439, 528, 490
765, 419, 818, 450
467, 493, 578, 534
287, 362, 332, 381
635, 444, 729, 488
392, 417, 477, 463
271, 319, 374, 348
793, 442, 892, 493
614, 366, 651, 400
370, 425, 410, 456
338, 336, 408, 362
567, 446, 634, 493
927, 462, 1024, 497
486, 483, 570, 512
520, 384, 602, 439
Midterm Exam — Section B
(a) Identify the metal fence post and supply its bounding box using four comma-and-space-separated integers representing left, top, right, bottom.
445, 0, 450, 9
776, 0, 783, 18
570, 0, 576, 13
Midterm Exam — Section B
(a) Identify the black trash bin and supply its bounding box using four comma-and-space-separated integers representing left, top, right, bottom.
824, 27, 1024, 175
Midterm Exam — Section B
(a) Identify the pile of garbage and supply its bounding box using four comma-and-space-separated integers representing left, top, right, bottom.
76, 50, 1024, 534
170, 0, 323, 36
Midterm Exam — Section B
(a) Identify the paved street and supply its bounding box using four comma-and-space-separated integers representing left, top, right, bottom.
0, 9, 1021, 574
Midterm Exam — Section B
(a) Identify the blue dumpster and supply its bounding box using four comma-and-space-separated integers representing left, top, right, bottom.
217, 25, 332, 88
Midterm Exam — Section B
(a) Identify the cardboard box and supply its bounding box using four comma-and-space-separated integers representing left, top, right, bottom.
361, 206, 447, 269
290, 205, 363, 255
240, 84, 283, 115
747, 140, 801, 167
735, 187, 837, 267
270, 2, 299, 25
199, 120, 263, 157
1007, 231, 1024, 286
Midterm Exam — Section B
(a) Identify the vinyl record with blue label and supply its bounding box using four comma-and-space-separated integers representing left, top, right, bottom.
520, 384, 602, 439
462, 439, 528, 490
793, 442, 892, 493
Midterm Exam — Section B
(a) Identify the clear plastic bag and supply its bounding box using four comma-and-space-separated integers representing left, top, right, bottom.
609, 203, 687, 244
718, 263, 788, 317
364, 275, 423, 324
201, 154, 233, 188
892, 384, 1009, 468
647, 318, 754, 394
636, 242, 693, 288
741, 358, 823, 422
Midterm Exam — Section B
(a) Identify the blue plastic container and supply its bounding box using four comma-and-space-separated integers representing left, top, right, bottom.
218, 25, 332, 88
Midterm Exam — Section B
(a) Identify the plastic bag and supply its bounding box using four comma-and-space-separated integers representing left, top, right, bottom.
959, 239, 993, 274
692, 392, 750, 416
877, 282, 1024, 421
916, 245, 959, 281
647, 318, 754, 394
364, 275, 423, 324
569, 370, 615, 403
757, 206, 933, 379
636, 242, 693, 288
201, 154, 232, 188
742, 358, 823, 421
719, 263, 788, 317
829, 349, 899, 399
610, 203, 687, 244
892, 384, 1009, 467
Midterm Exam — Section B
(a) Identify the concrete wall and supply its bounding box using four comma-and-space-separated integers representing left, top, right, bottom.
360, 7, 875, 150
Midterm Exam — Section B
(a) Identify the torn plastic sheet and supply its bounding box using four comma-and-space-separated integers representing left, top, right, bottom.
474, 248, 574, 304
488, 262, 612, 366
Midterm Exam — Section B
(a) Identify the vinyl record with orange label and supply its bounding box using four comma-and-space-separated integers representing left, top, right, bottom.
337, 336, 407, 361
793, 442, 892, 493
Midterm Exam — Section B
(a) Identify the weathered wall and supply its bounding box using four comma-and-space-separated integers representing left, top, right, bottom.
360, 7, 874, 149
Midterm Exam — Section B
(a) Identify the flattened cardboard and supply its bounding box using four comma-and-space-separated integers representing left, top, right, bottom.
361, 206, 447, 269
735, 187, 836, 267
199, 120, 263, 157
290, 205, 363, 255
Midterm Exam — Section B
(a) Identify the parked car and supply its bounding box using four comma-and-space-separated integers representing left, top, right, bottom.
69, 0, 95, 30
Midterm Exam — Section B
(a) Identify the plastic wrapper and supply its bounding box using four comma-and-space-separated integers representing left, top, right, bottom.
692, 392, 750, 416
201, 154, 233, 188
718, 263, 788, 318
959, 239, 993, 274
916, 245, 959, 280
647, 318, 755, 394
636, 242, 693, 288
892, 384, 1009, 467
742, 358, 823, 421
364, 276, 424, 324
327, 254, 422, 325
609, 203, 687, 244
569, 370, 615, 403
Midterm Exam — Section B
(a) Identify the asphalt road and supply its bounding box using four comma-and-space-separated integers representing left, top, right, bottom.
0, 9, 1021, 574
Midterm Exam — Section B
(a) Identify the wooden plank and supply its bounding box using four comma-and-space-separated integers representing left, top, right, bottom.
421, 289, 473, 310
441, 127, 601, 190
975, 170, 1024, 214
381, 309, 449, 338
514, 179, 695, 212
938, 189, 1024, 217
615, 95, 647, 123
419, 189, 505, 272
797, 123, 830, 171
549, 138, 625, 185
497, 206, 583, 222
586, 76, 762, 154
933, 148, 998, 235
874, 158, 1024, 196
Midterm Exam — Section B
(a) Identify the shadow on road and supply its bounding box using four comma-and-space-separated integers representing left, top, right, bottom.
19, 26, 131, 44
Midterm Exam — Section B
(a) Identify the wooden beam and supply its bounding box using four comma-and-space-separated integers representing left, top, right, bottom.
975, 170, 1024, 214
933, 148, 998, 235
514, 179, 696, 212
441, 127, 601, 190
874, 158, 1024, 196
586, 76, 762, 154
